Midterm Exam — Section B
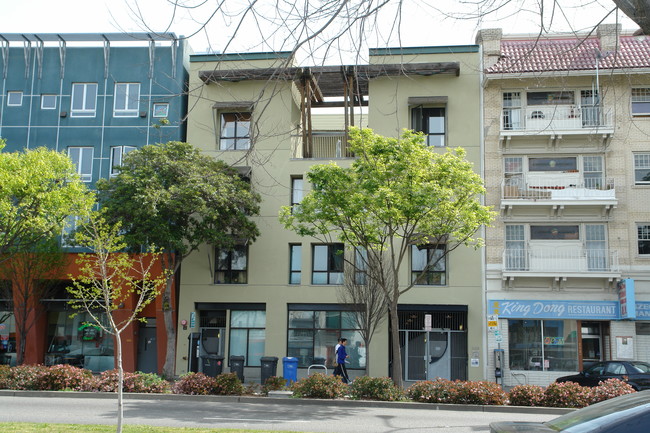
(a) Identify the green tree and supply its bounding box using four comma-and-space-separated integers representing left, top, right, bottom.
280, 127, 495, 388
67, 212, 168, 433
97, 141, 261, 378
0, 139, 94, 261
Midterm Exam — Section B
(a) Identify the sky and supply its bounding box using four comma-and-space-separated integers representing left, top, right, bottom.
0, 0, 638, 63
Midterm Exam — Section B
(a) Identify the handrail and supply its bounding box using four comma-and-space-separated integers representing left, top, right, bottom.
307, 364, 328, 375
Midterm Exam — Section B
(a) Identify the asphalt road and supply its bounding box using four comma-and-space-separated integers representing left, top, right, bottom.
0, 394, 560, 433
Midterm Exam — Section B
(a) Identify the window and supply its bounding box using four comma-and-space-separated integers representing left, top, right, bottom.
7, 91, 22, 106
354, 247, 368, 285
638, 224, 650, 255
312, 244, 344, 285
412, 107, 445, 147
229, 310, 265, 367
505, 225, 526, 270
68, 147, 93, 182
287, 308, 363, 368
502, 92, 522, 130
508, 319, 578, 371
527, 91, 574, 106
583, 156, 604, 189
61, 215, 81, 247
152, 102, 169, 118
113, 83, 140, 117
41, 94, 57, 110
634, 154, 650, 185
220, 112, 251, 150
528, 157, 577, 172
215, 244, 248, 284
71, 83, 98, 117
631, 88, 650, 116
110, 146, 136, 177
291, 176, 304, 210
411, 244, 446, 285
530, 225, 579, 240
289, 244, 302, 284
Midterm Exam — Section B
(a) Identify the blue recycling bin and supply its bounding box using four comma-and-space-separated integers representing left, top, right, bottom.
282, 356, 298, 386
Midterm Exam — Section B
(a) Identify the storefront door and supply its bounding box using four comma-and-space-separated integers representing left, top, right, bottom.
403, 330, 451, 381
581, 322, 602, 369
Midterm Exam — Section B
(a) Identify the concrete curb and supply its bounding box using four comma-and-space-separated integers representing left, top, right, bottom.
0, 389, 573, 415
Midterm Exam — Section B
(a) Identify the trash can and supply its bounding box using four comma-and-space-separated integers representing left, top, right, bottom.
282, 356, 298, 386
260, 356, 279, 385
200, 354, 224, 377
229, 355, 245, 382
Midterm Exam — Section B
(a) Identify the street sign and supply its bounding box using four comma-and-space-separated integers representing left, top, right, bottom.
487, 314, 498, 330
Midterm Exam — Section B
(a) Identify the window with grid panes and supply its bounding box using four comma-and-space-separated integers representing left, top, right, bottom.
632, 88, 650, 116
638, 224, 650, 255
635, 154, 650, 185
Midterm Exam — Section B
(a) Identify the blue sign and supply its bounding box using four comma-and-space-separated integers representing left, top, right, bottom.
637, 302, 650, 319
618, 279, 636, 320
489, 299, 620, 320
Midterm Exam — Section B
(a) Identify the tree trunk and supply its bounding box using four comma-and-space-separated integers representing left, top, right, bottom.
389, 298, 403, 389
161, 267, 177, 379
116, 332, 123, 433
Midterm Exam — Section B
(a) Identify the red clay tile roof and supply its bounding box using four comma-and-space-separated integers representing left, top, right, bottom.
487, 36, 650, 73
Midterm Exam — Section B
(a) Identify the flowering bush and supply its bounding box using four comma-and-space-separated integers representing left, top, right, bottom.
37, 364, 96, 391
508, 384, 546, 406
406, 379, 460, 403
95, 369, 170, 393
589, 378, 636, 404
348, 376, 404, 401
0, 364, 48, 390
543, 381, 590, 408
172, 372, 217, 395
213, 372, 244, 395
262, 376, 287, 395
290, 373, 348, 399
0, 364, 11, 389
454, 381, 508, 405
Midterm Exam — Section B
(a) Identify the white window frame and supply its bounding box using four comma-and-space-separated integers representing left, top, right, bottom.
41, 94, 57, 110
638, 224, 650, 256
110, 146, 136, 177
634, 153, 650, 185
113, 83, 140, 117
7, 91, 22, 106
71, 83, 98, 117
68, 147, 94, 182
632, 88, 650, 116
152, 102, 169, 118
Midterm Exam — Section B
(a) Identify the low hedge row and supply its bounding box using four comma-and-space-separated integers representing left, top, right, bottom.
0, 364, 636, 408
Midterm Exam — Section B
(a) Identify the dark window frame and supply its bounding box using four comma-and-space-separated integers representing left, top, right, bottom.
214, 244, 248, 284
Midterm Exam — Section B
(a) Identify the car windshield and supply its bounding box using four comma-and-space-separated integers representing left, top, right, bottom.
629, 362, 650, 373
545, 391, 650, 431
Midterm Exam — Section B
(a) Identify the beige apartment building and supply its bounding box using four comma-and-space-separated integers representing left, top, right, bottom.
176, 45, 487, 384
477, 25, 650, 387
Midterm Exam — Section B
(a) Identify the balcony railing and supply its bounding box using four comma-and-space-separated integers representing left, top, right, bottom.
503, 248, 619, 273
502, 175, 615, 200
294, 131, 353, 159
502, 105, 613, 132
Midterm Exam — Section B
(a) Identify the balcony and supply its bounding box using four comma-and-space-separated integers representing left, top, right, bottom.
501, 175, 616, 217
503, 247, 620, 278
502, 105, 613, 133
293, 131, 354, 159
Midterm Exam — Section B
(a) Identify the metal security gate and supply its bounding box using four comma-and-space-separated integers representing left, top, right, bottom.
398, 308, 467, 382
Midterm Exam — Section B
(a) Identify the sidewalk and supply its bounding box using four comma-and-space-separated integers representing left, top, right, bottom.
0, 389, 573, 415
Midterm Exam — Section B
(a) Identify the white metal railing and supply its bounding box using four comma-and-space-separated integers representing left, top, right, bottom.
503, 248, 619, 273
294, 131, 353, 158
502, 105, 613, 131
502, 175, 615, 200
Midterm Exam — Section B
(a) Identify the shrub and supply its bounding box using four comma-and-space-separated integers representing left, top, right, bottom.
406, 379, 459, 403
95, 369, 170, 393
37, 364, 95, 391
262, 376, 287, 395
290, 373, 348, 399
172, 372, 217, 395
454, 381, 508, 405
543, 381, 590, 408
213, 372, 244, 395
348, 376, 404, 401
0, 364, 11, 389
589, 378, 636, 404
2, 364, 48, 390
508, 384, 545, 406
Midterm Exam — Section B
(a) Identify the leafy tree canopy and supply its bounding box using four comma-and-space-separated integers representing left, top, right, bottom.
97, 141, 261, 260
0, 139, 94, 257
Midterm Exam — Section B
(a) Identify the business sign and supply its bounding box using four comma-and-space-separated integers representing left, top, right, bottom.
618, 279, 636, 320
488, 299, 620, 320
637, 302, 650, 319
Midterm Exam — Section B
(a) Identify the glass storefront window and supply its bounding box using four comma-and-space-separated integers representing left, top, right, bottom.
46, 311, 114, 372
287, 309, 363, 368
0, 312, 16, 366
508, 319, 578, 371
229, 310, 265, 366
